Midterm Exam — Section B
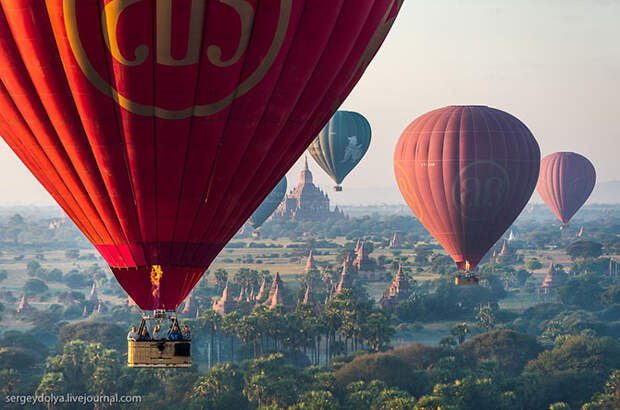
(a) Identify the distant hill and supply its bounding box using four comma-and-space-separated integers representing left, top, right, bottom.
328, 181, 620, 207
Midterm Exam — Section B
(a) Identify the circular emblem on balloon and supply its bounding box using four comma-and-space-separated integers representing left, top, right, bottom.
452, 160, 510, 221
63, 0, 292, 119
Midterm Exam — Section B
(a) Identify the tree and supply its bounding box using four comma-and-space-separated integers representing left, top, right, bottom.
459, 330, 543, 377
24, 278, 48, 295
40, 341, 123, 398
475, 304, 496, 330
0, 270, 8, 282
525, 334, 620, 378
0, 347, 39, 371
0, 369, 22, 395
566, 241, 603, 260
242, 353, 305, 409
451, 322, 469, 345
581, 370, 620, 410
26, 260, 43, 277
416, 377, 507, 410
334, 352, 428, 395
57, 322, 126, 352
214, 269, 228, 291
525, 258, 543, 271
557, 274, 604, 310
191, 362, 248, 409
63, 272, 91, 289
289, 390, 339, 410
47, 268, 63, 282
362, 312, 395, 352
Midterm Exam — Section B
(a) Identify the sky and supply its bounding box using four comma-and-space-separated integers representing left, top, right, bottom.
0, 0, 618, 206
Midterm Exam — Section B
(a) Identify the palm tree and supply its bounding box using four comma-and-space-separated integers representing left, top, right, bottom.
362, 311, 395, 352
451, 322, 470, 345
200, 309, 222, 368
222, 311, 240, 363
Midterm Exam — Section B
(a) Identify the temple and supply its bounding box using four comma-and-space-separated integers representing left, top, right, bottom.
352, 240, 385, 280
274, 157, 345, 222
541, 263, 564, 295
16, 292, 33, 316
212, 282, 238, 315
389, 232, 405, 248
380, 265, 412, 310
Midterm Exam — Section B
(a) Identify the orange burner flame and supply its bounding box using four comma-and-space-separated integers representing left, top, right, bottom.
465, 261, 471, 271
150, 265, 163, 300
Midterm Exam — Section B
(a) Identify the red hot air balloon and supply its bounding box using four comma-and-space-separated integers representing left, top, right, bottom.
0, 0, 403, 311
537, 152, 596, 225
394, 106, 540, 278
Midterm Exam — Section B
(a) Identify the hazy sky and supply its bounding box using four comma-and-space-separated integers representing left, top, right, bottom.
0, 0, 618, 205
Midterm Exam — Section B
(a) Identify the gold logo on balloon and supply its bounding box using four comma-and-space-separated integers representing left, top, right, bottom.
63, 0, 292, 119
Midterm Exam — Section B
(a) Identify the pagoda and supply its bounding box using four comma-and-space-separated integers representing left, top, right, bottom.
541, 263, 564, 295
16, 292, 33, 316
352, 241, 384, 280
268, 284, 284, 309
181, 293, 198, 317
380, 265, 411, 310
389, 232, 404, 248
213, 282, 238, 315
336, 261, 354, 293
305, 250, 317, 274
273, 157, 345, 222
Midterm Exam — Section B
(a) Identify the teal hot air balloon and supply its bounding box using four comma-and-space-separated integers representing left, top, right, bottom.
248, 177, 287, 237
308, 111, 371, 191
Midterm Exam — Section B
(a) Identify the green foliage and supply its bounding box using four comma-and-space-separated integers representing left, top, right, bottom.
344, 380, 416, 410
525, 334, 620, 378
334, 352, 431, 397
57, 321, 126, 352
242, 353, 308, 409
397, 279, 504, 323
566, 241, 603, 260
0, 331, 49, 357
23, 278, 48, 295
525, 258, 543, 271
192, 363, 249, 410
417, 376, 508, 410
458, 330, 543, 377
38, 341, 123, 397
0, 347, 40, 371
557, 275, 604, 310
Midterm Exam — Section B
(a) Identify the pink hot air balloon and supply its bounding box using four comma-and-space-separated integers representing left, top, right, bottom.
537, 152, 596, 225
394, 106, 541, 277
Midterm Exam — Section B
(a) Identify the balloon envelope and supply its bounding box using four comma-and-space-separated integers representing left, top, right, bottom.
537, 152, 596, 224
308, 110, 371, 187
394, 106, 540, 270
0, 0, 402, 309
248, 177, 287, 229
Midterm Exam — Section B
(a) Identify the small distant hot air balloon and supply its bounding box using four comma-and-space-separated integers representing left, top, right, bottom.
394, 106, 540, 284
308, 111, 371, 191
248, 177, 287, 237
537, 152, 596, 227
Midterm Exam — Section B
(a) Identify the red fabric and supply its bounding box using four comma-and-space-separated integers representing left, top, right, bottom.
394, 106, 540, 270
0, 0, 403, 309
536, 152, 596, 224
